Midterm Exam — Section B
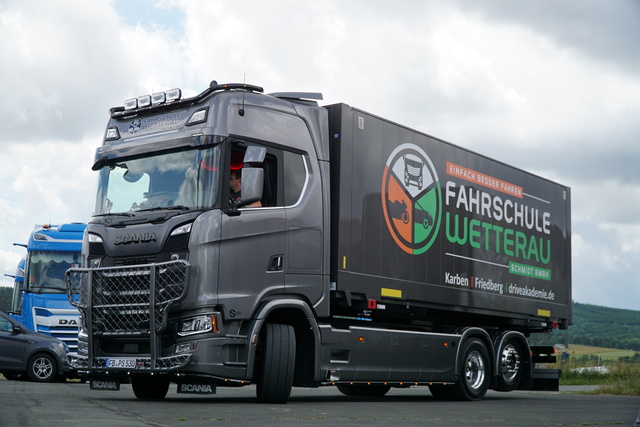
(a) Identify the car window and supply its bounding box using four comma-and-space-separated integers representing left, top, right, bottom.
0, 317, 13, 332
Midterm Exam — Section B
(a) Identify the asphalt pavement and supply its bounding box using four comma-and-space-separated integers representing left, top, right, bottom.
1, 380, 639, 426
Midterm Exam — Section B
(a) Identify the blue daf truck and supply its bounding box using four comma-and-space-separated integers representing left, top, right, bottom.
11, 223, 86, 353
66, 81, 571, 402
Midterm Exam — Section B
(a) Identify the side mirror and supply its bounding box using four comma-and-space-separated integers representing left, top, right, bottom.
235, 168, 264, 208
244, 146, 266, 163
12, 325, 21, 335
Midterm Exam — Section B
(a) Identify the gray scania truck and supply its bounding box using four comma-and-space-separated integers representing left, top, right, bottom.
66, 80, 571, 403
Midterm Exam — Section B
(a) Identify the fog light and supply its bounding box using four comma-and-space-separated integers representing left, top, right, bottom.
175, 342, 195, 354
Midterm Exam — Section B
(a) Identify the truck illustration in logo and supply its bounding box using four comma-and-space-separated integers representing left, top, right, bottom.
403, 154, 424, 189
382, 144, 441, 255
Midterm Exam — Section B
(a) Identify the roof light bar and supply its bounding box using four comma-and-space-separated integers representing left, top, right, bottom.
124, 98, 137, 110
122, 88, 183, 111
137, 95, 151, 108
166, 88, 181, 102
151, 92, 166, 105
113, 81, 264, 117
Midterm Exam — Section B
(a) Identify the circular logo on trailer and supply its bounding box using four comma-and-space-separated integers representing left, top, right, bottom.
381, 143, 442, 254
128, 118, 142, 135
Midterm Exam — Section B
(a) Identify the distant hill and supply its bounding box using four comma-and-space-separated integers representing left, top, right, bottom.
531, 302, 640, 351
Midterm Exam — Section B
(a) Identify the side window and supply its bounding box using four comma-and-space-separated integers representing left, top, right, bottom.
0, 317, 13, 332
283, 151, 306, 206
230, 142, 307, 208
231, 145, 277, 207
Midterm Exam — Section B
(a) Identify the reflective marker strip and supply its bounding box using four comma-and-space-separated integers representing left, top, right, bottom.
381, 288, 402, 298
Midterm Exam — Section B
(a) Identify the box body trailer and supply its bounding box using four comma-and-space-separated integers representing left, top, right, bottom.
67, 81, 570, 402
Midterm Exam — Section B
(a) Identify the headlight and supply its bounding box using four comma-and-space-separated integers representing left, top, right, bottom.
77, 340, 88, 355
178, 315, 217, 336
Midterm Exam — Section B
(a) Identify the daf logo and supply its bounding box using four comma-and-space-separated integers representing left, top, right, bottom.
114, 232, 157, 245
59, 319, 78, 326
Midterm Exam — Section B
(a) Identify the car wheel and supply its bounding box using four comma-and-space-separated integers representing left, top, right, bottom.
27, 353, 57, 382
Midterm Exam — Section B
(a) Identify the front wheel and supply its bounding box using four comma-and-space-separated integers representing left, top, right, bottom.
131, 376, 170, 400
450, 338, 490, 401
27, 353, 57, 382
255, 324, 296, 404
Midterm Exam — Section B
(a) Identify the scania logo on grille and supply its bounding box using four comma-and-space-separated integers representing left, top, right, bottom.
114, 232, 157, 245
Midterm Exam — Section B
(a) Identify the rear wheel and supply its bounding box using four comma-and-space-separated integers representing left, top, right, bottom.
495, 339, 524, 391
450, 338, 490, 401
336, 383, 391, 397
428, 384, 453, 400
131, 376, 170, 400
256, 324, 296, 404
27, 353, 57, 382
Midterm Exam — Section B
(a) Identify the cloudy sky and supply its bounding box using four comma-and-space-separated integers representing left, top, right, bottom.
1, 0, 639, 311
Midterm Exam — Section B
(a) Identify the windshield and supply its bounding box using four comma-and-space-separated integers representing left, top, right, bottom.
94, 146, 220, 215
27, 251, 80, 294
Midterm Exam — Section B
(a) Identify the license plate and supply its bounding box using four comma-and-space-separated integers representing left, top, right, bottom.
106, 358, 137, 368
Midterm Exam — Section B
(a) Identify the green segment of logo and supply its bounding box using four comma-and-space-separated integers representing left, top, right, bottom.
509, 262, 551, 281
412, 184, 441, 255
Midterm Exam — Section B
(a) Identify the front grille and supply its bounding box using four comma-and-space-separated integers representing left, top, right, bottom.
67, 260, 189, 335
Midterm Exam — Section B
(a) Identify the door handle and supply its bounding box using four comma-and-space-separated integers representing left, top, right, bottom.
268, 255, 283, 272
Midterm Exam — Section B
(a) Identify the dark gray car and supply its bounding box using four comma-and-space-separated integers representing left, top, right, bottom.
0, 310, 68, 382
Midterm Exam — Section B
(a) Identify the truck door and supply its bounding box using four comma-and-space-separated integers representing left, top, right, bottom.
217, 144, 286, 318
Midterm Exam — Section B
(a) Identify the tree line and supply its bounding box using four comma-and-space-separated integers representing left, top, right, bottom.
0, 286, 12, 313
530, 301, 640, 351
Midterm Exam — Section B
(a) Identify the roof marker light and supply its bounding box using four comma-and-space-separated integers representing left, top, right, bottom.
166, 88, 181, 102
105, 127, 120, 141
138, 95, 151, 108
187, 108, 207, 125
124, 98, 137, 110
151, 92, 166, 105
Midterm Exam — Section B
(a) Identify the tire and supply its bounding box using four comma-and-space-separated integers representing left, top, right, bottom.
428, 384, 453, 400
255, 324, 296, 404
450, 338, 490, 401
27, 353, 57, 382
336, 383, 391, 397
131, 376, 170, 400
495, 339, 524, 391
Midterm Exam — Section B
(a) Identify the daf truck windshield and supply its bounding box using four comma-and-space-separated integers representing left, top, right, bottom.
94, 146, 220, 216
27, 251, 79, 294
